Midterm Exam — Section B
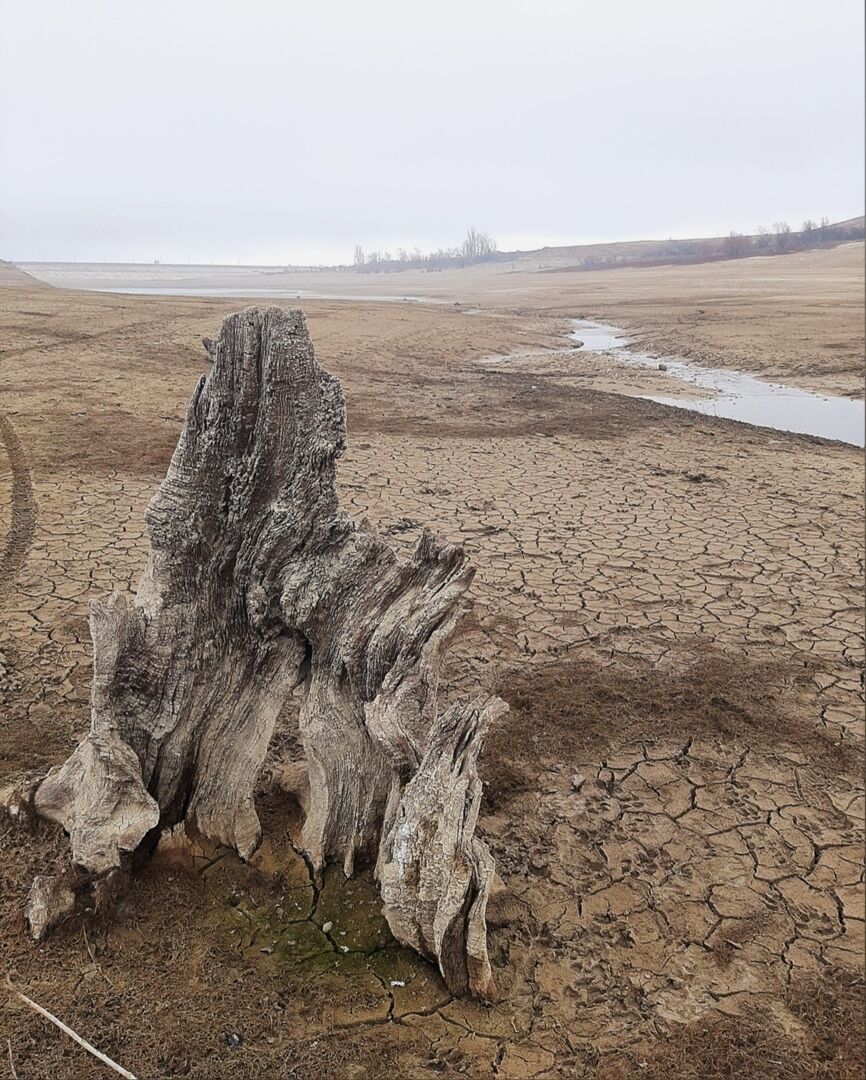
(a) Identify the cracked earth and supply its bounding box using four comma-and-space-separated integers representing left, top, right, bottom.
0, 271, 863, 1078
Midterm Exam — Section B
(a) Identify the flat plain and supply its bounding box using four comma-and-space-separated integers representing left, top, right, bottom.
1, 246, 863, 1078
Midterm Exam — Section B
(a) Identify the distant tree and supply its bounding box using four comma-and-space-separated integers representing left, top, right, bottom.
461, 226, 497, 258
462, 226, 479, 258
800, 220, 820, 248
818, 216, 831, 240
723, 231, 749, 258
352, 229, 498, 273
772, 221, 792, 250
755, 225, 770, 249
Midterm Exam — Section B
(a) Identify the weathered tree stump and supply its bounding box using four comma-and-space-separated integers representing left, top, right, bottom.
24, 307, 505, 999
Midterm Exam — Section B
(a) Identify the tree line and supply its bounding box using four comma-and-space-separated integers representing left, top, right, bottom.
352, 226, 499, 273
575, 216, 864, 270
722, 217, 862, 258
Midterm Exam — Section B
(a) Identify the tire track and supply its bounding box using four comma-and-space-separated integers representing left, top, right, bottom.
0, 414, 36, 594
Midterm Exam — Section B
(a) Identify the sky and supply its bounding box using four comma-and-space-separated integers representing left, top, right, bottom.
1, 0, 863, 266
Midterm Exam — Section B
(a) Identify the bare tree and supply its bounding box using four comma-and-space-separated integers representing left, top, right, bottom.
462, 226, 480, 258
354, 230, 498, 273
755, 225, 770, 249
772, 221, 792, 251
722, 231, 749, 258
462, 226, 497, 259
353, 244, 365, 268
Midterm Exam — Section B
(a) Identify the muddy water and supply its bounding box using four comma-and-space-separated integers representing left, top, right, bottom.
572, 320, 865, 446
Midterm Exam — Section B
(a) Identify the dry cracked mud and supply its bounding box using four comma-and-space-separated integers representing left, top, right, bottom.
0, 268, 863, 1078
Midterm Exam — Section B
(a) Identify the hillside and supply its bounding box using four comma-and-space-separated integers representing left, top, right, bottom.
0, 259, 44, 287
506, 216, 866, 272
351, 216, 865, 275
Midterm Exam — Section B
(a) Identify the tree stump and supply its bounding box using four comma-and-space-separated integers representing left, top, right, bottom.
25, 307, 505, 999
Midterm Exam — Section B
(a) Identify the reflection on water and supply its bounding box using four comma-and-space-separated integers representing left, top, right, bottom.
572, 320, 864, 447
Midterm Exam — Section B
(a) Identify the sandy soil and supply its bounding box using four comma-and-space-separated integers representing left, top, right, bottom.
24, 241, 866, 398
0, 264, 863, 1079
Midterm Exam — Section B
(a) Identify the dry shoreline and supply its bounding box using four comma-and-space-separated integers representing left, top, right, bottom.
22, 240, 865, 398
0, 262, 863, 1078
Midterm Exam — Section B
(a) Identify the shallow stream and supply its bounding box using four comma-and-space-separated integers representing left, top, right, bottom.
572, 320, 865, 446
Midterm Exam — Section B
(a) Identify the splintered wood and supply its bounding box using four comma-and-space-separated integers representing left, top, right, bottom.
25, 307, 505, 999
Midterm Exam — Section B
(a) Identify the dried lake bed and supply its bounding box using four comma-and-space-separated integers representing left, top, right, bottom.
1, 252, 863, 1078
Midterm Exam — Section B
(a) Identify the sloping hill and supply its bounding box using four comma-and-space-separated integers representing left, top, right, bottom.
831, 215, 865, 230
511, 216, 866, 272
0, 259, 45, 287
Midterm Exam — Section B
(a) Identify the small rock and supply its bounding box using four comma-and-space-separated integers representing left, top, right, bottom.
658, 363, 668, 371
322, 920, 333, 933
390, 980, 406, 987
223, 1032, 243, 1051
570, 772, 585, 792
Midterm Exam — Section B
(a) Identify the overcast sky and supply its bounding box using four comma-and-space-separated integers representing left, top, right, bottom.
1, 0, 863, 265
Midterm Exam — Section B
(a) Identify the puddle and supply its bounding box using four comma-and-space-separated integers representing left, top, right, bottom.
572, 320, 865, 446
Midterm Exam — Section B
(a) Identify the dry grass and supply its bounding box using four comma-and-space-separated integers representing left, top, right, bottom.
484, 648, 861, 808
595, 968, 865, 1080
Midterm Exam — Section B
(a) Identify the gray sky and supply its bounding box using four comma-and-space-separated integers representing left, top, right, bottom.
1, 0, 863, 265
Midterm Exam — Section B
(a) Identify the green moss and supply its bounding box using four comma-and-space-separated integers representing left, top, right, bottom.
209, 861, 443, 998
312, 865, 393, 953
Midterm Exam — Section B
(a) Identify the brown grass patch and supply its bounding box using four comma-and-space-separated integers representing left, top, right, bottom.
594, 968, 865, 1080
483, 649, 861, 807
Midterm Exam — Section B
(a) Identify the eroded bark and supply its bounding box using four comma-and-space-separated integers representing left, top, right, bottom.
25, 307, 505, 998
376, 695, 507, 999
